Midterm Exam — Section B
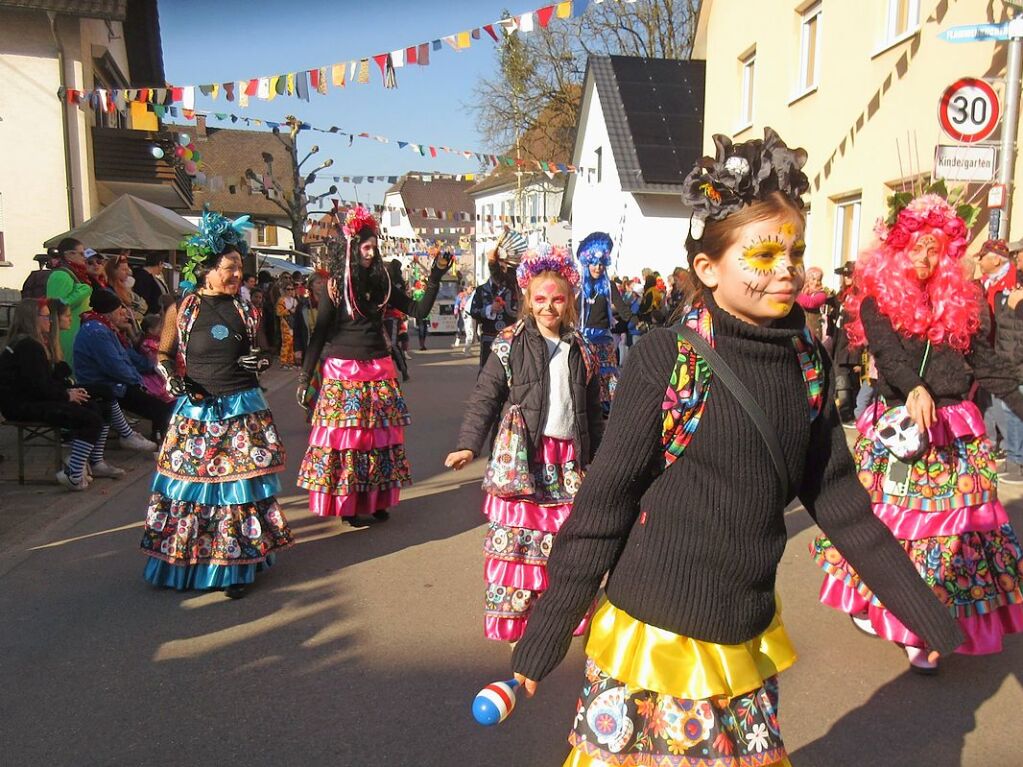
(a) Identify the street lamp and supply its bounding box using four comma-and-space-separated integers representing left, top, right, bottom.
298, 145, 320, 170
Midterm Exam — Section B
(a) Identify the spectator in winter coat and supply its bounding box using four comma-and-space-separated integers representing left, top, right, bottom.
21, 252, 61, 300
73, 289, 172, 440
131, 252, 170, 317
45, 237, 93, 371
976, 239, 1017, 454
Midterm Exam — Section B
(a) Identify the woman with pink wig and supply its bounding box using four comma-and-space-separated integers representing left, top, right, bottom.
812, 190, 1023, 673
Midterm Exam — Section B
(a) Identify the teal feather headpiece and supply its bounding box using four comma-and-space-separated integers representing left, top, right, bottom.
180, 206, 253, 292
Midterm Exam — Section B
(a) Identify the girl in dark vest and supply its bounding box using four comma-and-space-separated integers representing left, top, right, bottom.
509, 129, 962, 767
446, 245, 603, 643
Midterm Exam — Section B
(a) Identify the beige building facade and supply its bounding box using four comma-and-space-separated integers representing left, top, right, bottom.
694, 0, 1015, 287
0, 1, 163, 289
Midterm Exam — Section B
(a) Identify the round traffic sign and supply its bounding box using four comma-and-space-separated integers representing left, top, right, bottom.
939, 78, 1000, 143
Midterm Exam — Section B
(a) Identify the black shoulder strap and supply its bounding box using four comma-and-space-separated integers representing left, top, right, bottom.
678, 325, 791, 497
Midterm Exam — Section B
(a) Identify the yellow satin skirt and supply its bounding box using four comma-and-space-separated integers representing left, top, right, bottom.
563, 599, 797, 767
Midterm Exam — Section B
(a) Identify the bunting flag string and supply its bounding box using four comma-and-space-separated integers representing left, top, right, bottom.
310, 197, 562, 226
57, 1, 634, 106
145, 107, 588, 177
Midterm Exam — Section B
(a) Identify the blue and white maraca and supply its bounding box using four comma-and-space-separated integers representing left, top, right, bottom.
472, 679, 519, 726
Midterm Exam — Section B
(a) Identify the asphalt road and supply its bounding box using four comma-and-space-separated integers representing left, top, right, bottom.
0, 342, 1021, 766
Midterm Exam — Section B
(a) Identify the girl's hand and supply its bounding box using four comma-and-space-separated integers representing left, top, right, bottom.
928, 650, 941, 665
444, 449, 474, 470
67, 388, 89, 404
513, 673, 538, 698
906, 385, 936, 432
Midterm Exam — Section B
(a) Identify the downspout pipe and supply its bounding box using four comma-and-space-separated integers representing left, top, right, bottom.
48, 11, 76, 229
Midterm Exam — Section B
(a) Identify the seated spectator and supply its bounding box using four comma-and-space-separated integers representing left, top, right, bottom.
0, 299, 125, 490
84, 249, 108, 291
73, 289, 170, 443
45, 237, 93, 371
137, 315, 174, 404
105, 252, 148, 343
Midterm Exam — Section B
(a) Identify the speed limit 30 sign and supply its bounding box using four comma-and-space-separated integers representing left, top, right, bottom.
939, 77, 1000, 143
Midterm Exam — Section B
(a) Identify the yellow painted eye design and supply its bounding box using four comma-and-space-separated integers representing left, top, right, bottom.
791, 239, 806, 263
741, 237, 787, 276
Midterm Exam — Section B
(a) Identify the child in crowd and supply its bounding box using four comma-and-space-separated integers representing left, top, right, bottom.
446, 245, 603, 643
137, 315, 174, 404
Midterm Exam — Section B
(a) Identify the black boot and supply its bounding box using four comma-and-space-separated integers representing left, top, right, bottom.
373, 509, 390, 522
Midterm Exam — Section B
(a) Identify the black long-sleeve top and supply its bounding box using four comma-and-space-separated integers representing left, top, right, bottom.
583, 281, 633, 332
860, 297, 1023, 417
0, 338, 68, 412
302, 264, 446, 374
511, 298, 964, 683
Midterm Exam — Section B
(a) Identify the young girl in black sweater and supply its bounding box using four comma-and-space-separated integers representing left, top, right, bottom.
509, 129, 963, 767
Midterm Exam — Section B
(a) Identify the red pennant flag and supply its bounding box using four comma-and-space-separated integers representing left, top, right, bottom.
309, 68, 319, 89
406, 45, 418, 64
245, 79, 259, 96
417, 43, 430, 65
171, 86, 184, 102
373, 53, 388, 77
429, 146, 437, 158
138, 87, 149, 102
483, 24, 499, 42
536, 5, 556, 27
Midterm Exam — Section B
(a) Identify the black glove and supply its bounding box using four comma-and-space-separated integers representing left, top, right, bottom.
238, 349, 271, 373
156, 361, 186, 398
296, 372, 310, 410
433, 251, 454, 272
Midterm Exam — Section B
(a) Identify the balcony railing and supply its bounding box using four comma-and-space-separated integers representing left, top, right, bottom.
92, 127, 193, 209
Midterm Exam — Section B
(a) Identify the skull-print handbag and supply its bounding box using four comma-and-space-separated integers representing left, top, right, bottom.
481, 404, 536, 499
875, 341, 932, 464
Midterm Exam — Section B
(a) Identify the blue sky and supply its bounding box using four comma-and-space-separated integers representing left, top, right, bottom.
158, 0, 524, 208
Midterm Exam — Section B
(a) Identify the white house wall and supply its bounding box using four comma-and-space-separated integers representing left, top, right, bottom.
381, 191, 418, 239
569, 80, 691, 280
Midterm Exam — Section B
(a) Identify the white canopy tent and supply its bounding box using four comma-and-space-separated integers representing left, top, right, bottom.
44, 194, 196, 251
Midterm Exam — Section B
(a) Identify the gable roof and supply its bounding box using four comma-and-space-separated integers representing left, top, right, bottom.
167, 120, 298, 222
588, 55, 705, 193
465, 171, 565, 197
383, 173, 474, 231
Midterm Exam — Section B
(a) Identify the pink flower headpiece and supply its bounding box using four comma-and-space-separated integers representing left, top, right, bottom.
516, 243, 580, 291
342, 206, 379, 240
872, 186, 978, 260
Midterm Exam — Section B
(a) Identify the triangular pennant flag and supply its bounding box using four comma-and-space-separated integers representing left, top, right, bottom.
443, 35, 458, 49
199, 84, 213, 97
483, 24, 499, 41
518, 13, 534, 32
406, 46, 418, 65
152, 104, 166, 118
497, 17, 517, 34
373, 53, 388, 77
537, 6, 556, 27
332, 63, 345, 87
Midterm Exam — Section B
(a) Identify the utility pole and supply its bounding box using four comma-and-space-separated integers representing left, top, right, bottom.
999, 14, 1023, 238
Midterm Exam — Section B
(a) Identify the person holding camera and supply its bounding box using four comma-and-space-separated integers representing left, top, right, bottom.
140, 209, 292, 598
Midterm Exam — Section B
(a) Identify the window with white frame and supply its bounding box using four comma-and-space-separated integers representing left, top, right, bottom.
885, 0, 919, 43
798, 3, 821, 94
740, 49, 756, 127
833, 196, 862, 273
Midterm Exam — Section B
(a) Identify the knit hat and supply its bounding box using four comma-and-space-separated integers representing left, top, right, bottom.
90, 289, 122, 314
980, 238, 1011, 260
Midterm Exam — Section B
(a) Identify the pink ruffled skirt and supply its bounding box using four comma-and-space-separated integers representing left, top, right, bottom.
812, 400, 1023, 654
483, 436, 591, 642
297, 357, 411, 518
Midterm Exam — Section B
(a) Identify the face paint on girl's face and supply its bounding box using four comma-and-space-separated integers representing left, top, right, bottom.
698, 216, 806, 326
529, 278, 570, 335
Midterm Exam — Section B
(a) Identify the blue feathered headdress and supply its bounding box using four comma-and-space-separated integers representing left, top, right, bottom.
179, 206, 253, 292
576, 231, 613, 267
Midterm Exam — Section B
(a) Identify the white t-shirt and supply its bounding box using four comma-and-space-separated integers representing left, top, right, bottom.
542, 336, 575, 440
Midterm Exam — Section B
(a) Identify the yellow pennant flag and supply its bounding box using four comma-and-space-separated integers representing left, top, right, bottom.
286, 73, 296, 95
556, 1, 572, 18
317, 66, 328, 94
211, 83, 220, 100
357, 59, 370, 84
238, 81, 249, 107
332, 63, 345, 87
268, 75, 280, 101
457, 31, 471, 48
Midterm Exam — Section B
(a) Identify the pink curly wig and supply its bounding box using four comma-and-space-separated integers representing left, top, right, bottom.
845, 194, 979, 353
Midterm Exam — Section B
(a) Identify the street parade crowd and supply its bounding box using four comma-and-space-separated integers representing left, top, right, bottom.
1, 128, 1022, 766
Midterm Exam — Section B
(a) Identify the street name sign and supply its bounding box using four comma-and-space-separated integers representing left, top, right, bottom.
938, 78, 1000, 143
939, 22, 1012, 43
934, 145, 997, 181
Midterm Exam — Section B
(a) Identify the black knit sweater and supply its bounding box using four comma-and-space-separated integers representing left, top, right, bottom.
512, 298, 964, 682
